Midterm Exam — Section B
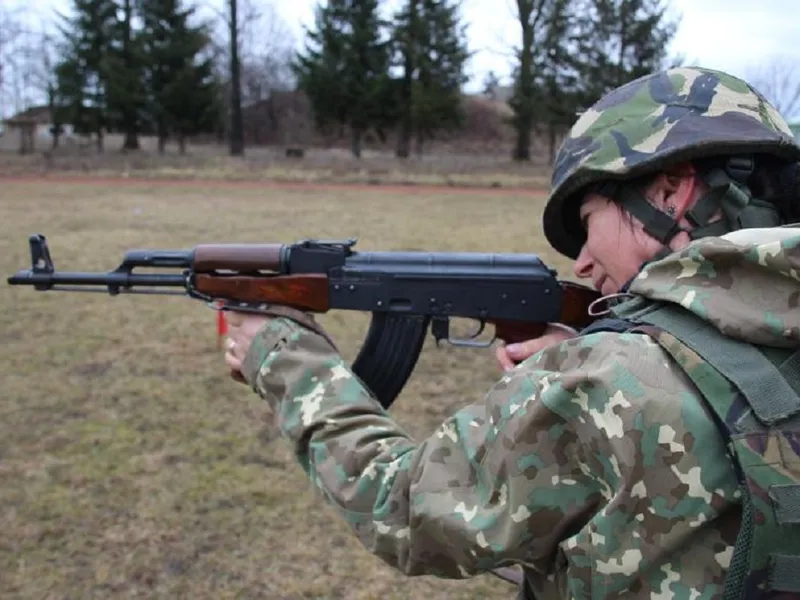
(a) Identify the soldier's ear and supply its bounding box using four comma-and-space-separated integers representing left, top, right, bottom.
649, 162, 700, 219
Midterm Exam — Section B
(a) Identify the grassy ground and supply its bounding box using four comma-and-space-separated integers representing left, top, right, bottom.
1, 179, 574, 599
0, 137, 553, 190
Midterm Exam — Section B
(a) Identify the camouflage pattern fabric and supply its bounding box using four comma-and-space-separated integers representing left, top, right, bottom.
542, 66, 800, 259
238, 225, 800, 598
626, 225, 800, 599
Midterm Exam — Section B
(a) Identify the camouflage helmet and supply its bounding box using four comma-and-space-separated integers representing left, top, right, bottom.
543, 66, 800, 259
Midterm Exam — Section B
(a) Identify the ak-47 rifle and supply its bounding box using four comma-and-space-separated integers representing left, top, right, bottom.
7, 234, 601, 409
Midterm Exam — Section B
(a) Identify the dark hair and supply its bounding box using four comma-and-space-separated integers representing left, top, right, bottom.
747, 156, 800, 222
689, 154, 800, 223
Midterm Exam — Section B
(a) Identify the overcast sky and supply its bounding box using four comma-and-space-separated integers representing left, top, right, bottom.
271, 0, 800, 90
6, 0, 800, 119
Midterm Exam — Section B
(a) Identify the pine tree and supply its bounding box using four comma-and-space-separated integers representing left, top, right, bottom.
138, 0, 220, 154
293, 0, 394, 158
392, 0, 470, 157
529, 0, 583, 164
392, 0, 421, 158
52, 44, 87, 139
573, 0, 678, 105
105, 0, 147, 150
508, 0, 677, 162
508, 0, 574, 161
54, 0, 119, 151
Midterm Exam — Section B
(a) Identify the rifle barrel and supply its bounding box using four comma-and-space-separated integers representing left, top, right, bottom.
8, 270, 187, 292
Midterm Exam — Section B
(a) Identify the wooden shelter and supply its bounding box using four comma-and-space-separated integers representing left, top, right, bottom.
2, 106, 52, 154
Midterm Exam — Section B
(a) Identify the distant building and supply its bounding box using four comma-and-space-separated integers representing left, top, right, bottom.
0, 105, 75, 153
485, 85, 514, 104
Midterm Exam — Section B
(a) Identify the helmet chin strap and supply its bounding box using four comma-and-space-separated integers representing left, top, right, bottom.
597, 156, 785, 275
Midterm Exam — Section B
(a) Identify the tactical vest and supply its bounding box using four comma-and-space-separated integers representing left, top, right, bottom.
517, 296, 800, 600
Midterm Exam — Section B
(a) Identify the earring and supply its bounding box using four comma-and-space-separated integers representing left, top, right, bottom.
666, 205, 676, 217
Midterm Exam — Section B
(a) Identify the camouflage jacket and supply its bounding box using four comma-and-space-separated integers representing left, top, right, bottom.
239, 226, 800, 599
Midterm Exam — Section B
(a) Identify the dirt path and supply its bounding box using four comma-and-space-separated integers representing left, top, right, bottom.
0, 173, 549, 196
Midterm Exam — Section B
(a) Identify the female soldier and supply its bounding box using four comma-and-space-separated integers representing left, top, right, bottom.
223, 67, 800, 599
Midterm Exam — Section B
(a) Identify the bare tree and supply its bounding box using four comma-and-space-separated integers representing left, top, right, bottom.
747, 55, 800, 121
0, 4, 32, 119
220, 0, 297, 105
238, 0, 296, 102
14, 24, 64, 148
208, 0, 296, 147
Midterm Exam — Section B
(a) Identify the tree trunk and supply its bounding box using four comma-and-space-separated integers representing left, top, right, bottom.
228, 0, 245, 156
123, 130, 139, 151
350, 125, 363, 158
396, 79, 412, 159
511, 0, 535, 162
395, 1, 418, 159
415, 130, 424, 156
120, 0, 140, 152
513, 118, 532, 161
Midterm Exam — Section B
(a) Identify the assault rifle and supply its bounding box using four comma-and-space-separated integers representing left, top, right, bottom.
8, 234, 601, 408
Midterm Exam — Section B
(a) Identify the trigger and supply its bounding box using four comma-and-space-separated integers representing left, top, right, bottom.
469, 320, 486, 339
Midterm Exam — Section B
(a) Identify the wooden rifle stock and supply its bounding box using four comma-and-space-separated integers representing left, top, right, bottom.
193, 274, 331, 312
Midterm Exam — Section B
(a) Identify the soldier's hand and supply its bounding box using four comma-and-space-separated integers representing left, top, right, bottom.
222, 306, 337, 385
495, 324, 577, 372
224, 311, 272, 382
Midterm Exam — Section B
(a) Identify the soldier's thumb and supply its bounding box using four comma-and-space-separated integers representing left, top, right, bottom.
505, 340, 542, 359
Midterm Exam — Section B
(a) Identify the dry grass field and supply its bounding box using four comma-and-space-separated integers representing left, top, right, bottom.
0, 178, 575, 599
0, 134, 554, 190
